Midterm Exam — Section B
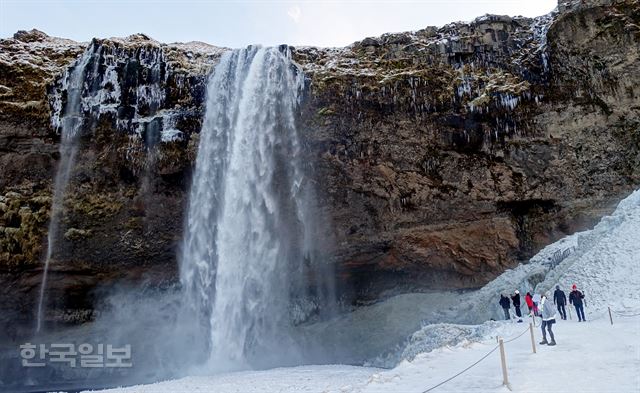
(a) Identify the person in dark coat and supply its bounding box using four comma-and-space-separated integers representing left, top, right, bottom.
553, 285, 567, 320
499, 294, 511, 320
569, 284, 586, 322
511, 290, 522, 322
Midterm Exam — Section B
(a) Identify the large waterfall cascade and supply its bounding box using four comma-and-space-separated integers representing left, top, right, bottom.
180, 46, 334, 371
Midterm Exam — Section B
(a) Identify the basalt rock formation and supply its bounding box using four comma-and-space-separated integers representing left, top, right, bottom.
0, 0, 638, 339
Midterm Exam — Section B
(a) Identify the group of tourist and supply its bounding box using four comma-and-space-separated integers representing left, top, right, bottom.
498, 284, 587, 346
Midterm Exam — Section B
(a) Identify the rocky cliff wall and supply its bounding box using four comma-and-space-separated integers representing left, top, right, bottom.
0, 0, 638, 336
294, 0, 640, 298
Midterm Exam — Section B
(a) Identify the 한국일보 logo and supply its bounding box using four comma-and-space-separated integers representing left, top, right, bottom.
19, 343, 132, 368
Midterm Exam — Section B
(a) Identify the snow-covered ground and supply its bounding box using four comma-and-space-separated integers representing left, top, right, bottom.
90, 365, 378, 393
359, 316, 640, 393
88, 316, 640, 393
91, 190, 640, 392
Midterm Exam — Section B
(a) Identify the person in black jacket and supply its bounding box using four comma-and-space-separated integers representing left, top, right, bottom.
511, 290, 522, 322
553, 285, 567, 320
569, 284, 586, 322
499, 294, 511, 320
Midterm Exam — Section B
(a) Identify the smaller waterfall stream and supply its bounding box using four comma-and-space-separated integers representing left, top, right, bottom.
36, 48, 95, 332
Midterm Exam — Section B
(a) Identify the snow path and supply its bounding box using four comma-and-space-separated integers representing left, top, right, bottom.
356, 316, 640, 393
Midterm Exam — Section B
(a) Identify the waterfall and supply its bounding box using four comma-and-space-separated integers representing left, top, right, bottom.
180, 46, 333, 371
36, 47, 95, 332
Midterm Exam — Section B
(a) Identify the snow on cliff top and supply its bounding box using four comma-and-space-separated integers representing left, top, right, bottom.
0, 30, 226, 81
0, 29, 85, 75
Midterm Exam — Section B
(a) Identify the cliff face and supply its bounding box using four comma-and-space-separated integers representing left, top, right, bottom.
0, 0, 638, 335
0, 30, 224, 334
294, 0, 640, 298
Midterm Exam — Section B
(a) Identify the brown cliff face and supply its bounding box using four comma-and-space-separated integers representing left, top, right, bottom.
295, 0, 640, 298
0, 0, 639, 336
0, 30, 224, 336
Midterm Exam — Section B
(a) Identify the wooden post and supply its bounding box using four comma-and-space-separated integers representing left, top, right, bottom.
499, 338, 511, 390
608, 306, 613, 325
529, 322, 537, 354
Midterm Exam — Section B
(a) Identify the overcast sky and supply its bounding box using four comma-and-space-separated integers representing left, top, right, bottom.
1, 0, 557, 48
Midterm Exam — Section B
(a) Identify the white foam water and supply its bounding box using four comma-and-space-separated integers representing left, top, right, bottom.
180, 46, 333, 371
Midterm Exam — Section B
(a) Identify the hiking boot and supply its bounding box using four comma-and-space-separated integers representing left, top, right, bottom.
539, 339, 548, 345
548, 340, 556, 346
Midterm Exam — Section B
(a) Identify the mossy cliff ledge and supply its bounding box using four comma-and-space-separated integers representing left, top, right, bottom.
0, 0, 638, 334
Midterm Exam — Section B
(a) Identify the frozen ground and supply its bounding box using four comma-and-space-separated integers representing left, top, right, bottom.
357, 315, 640, 393
91, 190, 640, 392
85, 365, 378, 393
89, 316, 640, 393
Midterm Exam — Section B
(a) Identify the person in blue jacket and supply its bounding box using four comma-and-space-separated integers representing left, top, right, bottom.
553, 285, 567, 320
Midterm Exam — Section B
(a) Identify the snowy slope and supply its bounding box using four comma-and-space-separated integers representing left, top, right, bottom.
91, 190, 640, 392
535, 190, 640, 314
436, 189, 640, 324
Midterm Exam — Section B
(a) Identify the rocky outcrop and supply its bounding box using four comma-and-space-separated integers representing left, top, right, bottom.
0, 0, 639, 337
0, 30, 224, 337
294, 0, 640, 297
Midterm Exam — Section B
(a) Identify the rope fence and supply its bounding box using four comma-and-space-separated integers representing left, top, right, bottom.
610, 308, 640, 318
503, 326, 531, 344
420, 324, 532, 393
418, 304, 639, 392
421, 344, 500, 393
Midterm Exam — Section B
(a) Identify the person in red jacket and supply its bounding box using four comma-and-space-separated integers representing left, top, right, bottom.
525, 292, 534, 314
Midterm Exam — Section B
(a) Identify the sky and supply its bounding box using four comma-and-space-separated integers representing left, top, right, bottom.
0, 0, 557, 48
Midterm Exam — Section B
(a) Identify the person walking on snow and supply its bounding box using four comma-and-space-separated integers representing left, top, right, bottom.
569, 284, 587, 322
553, 285, 567, 320
499, 294, 511, 320
525, 292, 534, 314
511, 290, 522, 322
532, 293, 541, 316
539, 295, 557, 346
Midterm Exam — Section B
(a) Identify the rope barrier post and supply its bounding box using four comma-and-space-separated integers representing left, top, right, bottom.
531, 313, 537, 327
608, 306, 613, 325
529, 322, 536, 354
498, 338, 511, 390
